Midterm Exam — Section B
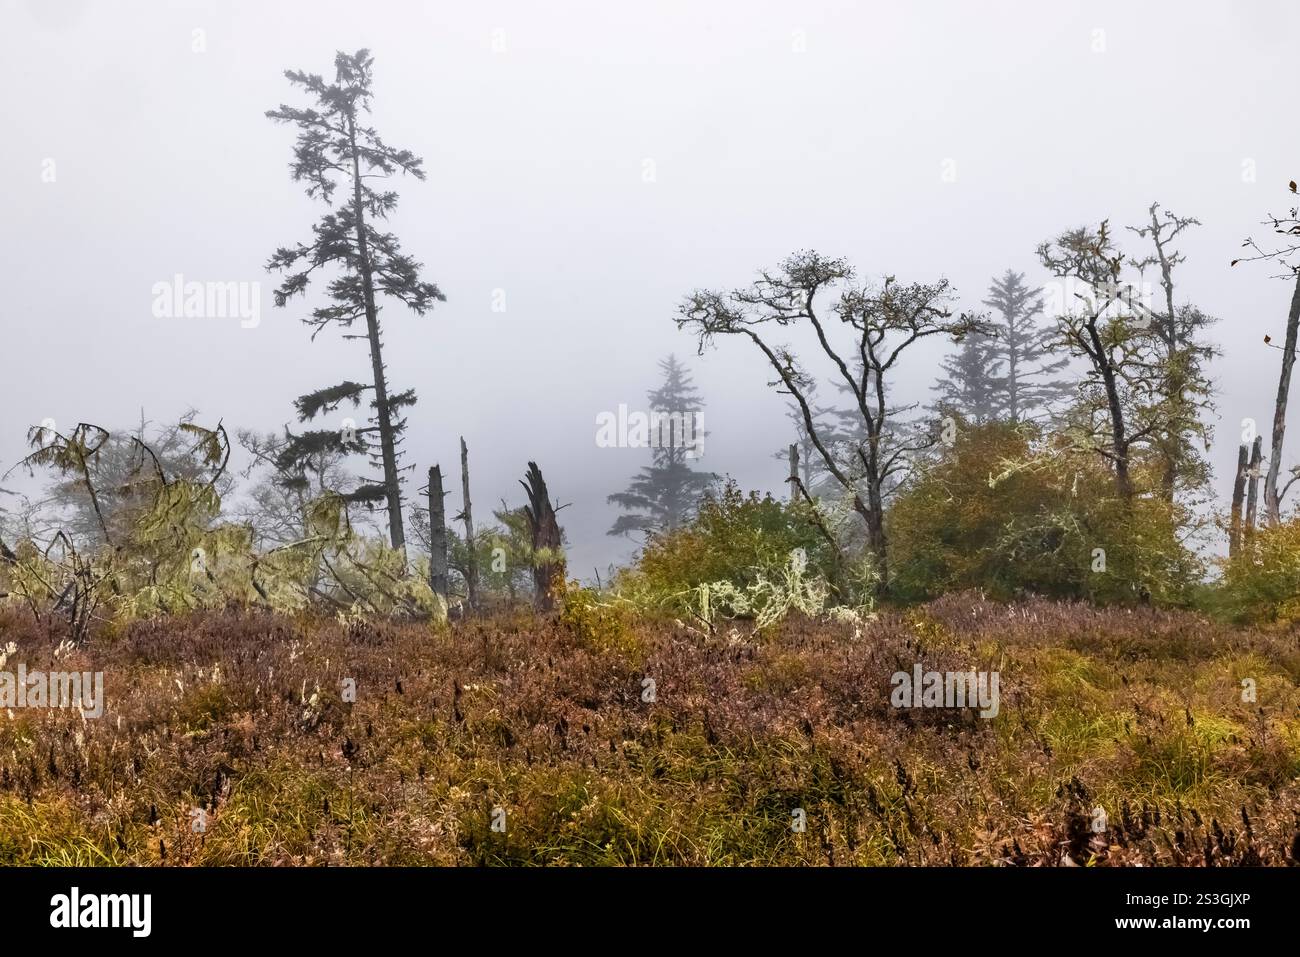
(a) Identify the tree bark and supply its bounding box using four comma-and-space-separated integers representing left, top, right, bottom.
1229, 444, 1248, 558
459, 437, 478, 611
1245, 435, 1263, 547
427, 466, 448, 603
787, 443, 798, 501
1264, 273, 1300, 525
865, 477, 888, 589
347, 112, 406, 557
1081, 316, 1134, 502
521, 462, 564, 611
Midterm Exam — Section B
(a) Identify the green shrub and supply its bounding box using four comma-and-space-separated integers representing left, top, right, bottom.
621, 480, 837, 597
1216, 519, 1300, 623
888, 422, 1202, 605
559, 583, 640, 656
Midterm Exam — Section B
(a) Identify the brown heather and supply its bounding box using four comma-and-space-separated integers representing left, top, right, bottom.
0, 593, 1297, 866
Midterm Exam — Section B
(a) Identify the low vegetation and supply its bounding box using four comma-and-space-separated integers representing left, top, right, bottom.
0, 596, 1295, 866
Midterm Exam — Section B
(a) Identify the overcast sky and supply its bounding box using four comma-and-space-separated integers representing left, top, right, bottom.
3, 0, 1298, 575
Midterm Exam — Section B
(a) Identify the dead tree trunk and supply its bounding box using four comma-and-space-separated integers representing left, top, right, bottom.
1264, 273, 1300, 525
1245, 435, 1263, 547
458, 437, 478, 611
787, 443, 799, 501
521, 461, 565, 611
1230, 444, 1248, 558
427, 466, 449, 604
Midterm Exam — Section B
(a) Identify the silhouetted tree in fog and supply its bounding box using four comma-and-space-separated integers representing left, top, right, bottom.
932, 329, 1000, 426
1127, 205, 1217, 500
266, 49, 444, 558
607, 355, 714, 537
980, 269, 1070, 422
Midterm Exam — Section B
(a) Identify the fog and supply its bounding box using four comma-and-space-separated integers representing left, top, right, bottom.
3, 0, 1297, 575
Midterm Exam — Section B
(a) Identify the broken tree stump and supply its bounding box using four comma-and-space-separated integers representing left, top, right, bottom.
1245, 435, 1263, 548
1230, 444, 1248, 558
427, 466, 449, 604
521, 461, 565, 611
787, 443, 799, 502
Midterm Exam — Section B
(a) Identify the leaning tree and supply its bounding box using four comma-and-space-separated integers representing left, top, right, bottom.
1233, 179, 1300, 524
266, 49, 444, 557
1038, 223, 1171, 503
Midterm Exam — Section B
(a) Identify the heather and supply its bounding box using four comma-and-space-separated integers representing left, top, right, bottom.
0, 596, 1295, 866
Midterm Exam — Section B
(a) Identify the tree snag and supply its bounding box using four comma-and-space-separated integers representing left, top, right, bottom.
1245, 435, 1263, 547
1230, 443, 1248, 558
457, 437, 478, 611
427, 465, 448, 604
521, 462, 565, 611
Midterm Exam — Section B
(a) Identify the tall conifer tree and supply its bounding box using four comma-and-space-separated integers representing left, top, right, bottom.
982, 269, 1070, 421
608, 355, 714, 537
266, 50, 444, 554
932, 331, 1000, 425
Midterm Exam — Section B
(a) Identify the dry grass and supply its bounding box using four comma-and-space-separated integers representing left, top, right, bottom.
0, 593, 1297, 866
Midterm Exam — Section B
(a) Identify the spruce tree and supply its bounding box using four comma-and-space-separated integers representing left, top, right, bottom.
266, 50, 443, 555
981, 269, 1069, 421
932, 331, 1000, 425
607, 355, 714, 536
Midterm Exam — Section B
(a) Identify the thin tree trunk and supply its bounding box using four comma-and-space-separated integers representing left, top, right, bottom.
1151, 203, 1183, 503
1264, 273, 1300, 525
1245, 436, 1263, 547
427, 466, 448, 603
1229, 444, 1248, 558
1089, 318, 1134, 502
787, 444, 798, 501
1005, 318, 1021, 423
865, 472, 888, 594
347, 113, 406, 557
459, 437, 478, 611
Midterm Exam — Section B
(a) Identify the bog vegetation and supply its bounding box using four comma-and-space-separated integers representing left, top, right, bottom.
1, 50, 1299, 866
0, 599, 1295, 865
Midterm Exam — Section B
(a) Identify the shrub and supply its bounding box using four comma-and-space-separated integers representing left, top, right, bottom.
559, 583, 639, 656
888, 422, 1202, 605
621, 480, 838, 598
1216, 519, 1300, 623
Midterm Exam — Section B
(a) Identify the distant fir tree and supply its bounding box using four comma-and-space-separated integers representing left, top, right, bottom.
265, 50, 444, 555
607, 355, 714, 537
932, 330, 1001, 426
981, 269, 1069, 421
